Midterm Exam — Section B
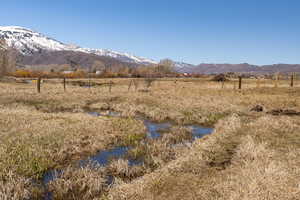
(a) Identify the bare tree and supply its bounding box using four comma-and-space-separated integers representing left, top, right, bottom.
7, 46, 17, 73
0, 40, 8, 77
157, 59, 175, 75
91, 60, 105, 73
0, 40, 17, 77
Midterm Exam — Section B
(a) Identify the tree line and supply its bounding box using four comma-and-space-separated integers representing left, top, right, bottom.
12, 58, 178, 78
87, 58, 176, 78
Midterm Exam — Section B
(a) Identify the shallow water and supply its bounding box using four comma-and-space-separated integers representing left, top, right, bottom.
42, 146, 138, 185
41, 147, 130, 199
42, 169, 62, 185
42, 110, 214, 198
44, 191, 53, 200
42, 169, 62, 200
87, 111, 120, 117
87, 111, 213, 139
87, 111, 101, 117
144, 120, 172, 139
188, 125, 214, 139
80, 146, 129, 166
87, 111, 173, 139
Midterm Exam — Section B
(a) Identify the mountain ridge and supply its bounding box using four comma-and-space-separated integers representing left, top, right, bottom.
0, 26, 157, 65
178, 63, 300, 74
1, 26, 300, 74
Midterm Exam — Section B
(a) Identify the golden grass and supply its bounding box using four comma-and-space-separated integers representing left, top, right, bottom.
0, 171, 41, 200
128, 126, 193, 171
107, 159, 145, 181
0, 105, 144, 178
49, 164, 107, 200
107, 115, 300, 200
0, 78, 300, 199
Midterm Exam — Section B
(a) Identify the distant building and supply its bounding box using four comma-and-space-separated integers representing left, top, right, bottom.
62, 71, 74, 74
95, 70, 103, 75
183, 73, 192, 77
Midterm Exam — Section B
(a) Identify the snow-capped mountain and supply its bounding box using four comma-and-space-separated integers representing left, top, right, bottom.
0, 26, 156, 65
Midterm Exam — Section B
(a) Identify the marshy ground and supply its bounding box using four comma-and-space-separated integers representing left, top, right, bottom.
0, 77, 300, 199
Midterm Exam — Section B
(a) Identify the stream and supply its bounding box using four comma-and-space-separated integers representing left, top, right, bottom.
42, 110, 214, 199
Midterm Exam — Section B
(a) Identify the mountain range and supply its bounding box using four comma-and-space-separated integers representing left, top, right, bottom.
0, 26, 156, 67
1, 26, 300, 74
177, 63, 300, 74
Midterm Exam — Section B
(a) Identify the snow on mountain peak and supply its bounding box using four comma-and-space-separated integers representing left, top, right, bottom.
0, 25, 157, 64
0, 26, 34, 33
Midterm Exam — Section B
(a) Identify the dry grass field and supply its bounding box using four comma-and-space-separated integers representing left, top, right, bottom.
0, 77, 300, 199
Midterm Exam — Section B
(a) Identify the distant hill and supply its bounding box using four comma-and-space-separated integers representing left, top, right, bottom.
177, 63, 300, 74
19, 50, 138, 71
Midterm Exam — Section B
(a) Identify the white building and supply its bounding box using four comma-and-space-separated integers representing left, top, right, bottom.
62, 71, 74, 74
96, 70, 103, 75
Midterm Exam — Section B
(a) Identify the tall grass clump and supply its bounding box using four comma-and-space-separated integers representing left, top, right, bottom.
49, 164, 107, 200
0, 171, 42, 200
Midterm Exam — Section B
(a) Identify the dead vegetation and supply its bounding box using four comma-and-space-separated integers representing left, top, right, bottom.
48, 164, 107, 200
107, 115, 300, 200
0, 78, 300, 199
0, 171, 42, 200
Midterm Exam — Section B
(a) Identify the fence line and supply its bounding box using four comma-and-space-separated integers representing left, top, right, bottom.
15, 74, 297, 94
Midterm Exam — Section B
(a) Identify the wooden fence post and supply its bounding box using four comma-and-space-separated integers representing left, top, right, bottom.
256, 78, 260, 88
63, 77, 66, 91
238, 76, 242, 90
134, 80, 139, 91
88, 77, 91, 89
274, 73, 279, 88
128, 80, 133, 91
290, 73, 294, 87
109, 81, 113, 93
37, 77, 41, 93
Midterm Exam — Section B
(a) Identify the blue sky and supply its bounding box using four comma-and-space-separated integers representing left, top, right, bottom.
1, 0, 300, 65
